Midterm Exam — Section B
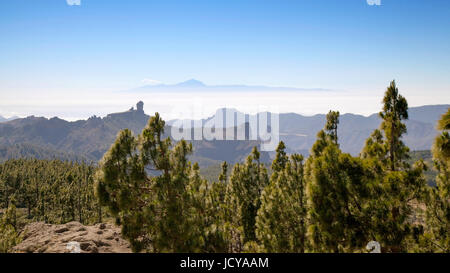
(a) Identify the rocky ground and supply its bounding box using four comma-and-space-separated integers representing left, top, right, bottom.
12, 221, 132, 253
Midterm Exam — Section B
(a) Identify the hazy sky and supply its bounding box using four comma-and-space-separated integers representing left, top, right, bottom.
0, 0, 449, 120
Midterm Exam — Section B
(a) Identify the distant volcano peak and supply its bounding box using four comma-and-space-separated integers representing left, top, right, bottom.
174, 79, 206, 87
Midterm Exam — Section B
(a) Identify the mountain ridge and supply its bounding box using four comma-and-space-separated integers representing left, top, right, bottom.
0, 102, 270, 166
168, 104, 449, 155
0, 102, 448, 165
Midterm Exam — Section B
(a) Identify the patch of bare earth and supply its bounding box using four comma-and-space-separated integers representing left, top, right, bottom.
12, 221, 131, 253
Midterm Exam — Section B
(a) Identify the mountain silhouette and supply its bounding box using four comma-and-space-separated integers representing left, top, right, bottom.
0, 102, 448, 165
129, 79, 332, 92
0, 102, 269, 166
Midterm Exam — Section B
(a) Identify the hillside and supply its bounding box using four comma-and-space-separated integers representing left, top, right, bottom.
170, 104, 449, 156
0, 103, 150, 160
0, 102, 270, 166
0, 102, 447, 166
0, 143, 90, 162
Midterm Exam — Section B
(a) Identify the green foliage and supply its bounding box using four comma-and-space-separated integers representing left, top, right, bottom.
1, 83, 445, 253
226, 147, 269, 251
218, 161, 228, 183
203, 178, 229, 252
408, 150, 437, 186
437, 108, 450, 131
379, 80, 410, 171
0, 159, 101, 225
95, 113, 232, 252
325, 111, 340, 144
256, 142, 307, 252
306, 131, 376, 252
306, 81, 427, 252
369, 162, 427, 252
0, 204, 22, 253
423, 107, 450, 252
360, 80, 427, 252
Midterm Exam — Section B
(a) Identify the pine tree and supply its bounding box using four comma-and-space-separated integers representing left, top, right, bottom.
361, 80, 427, 252
271, 141, 288, 175
194, 162, 231, 253
306, 111, 384, 252
325, 111, 340, 145
200, 161, 231, 252
95, 113, 211, 252
423, 108, 450, 252
307, 142, 376, 252
185, 163, 210, 251
256, 141, 307, 252
218, 161, 228, 183
226, 147, 269, 251
379, 80, 409, 171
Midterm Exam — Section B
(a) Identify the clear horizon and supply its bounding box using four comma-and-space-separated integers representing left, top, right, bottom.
0, 77, 448, 121
1, 92, 448, 122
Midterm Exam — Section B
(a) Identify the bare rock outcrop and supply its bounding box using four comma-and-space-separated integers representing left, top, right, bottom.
12, 221, 131, 253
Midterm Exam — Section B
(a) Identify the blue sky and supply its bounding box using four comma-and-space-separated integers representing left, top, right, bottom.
0, 0, 449, 119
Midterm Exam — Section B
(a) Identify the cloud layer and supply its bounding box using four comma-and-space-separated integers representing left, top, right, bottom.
141, 79, 162, 85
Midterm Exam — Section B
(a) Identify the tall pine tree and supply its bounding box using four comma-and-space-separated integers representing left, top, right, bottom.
95, 113, 206, 252
256, 142, 307, 252
361, 80, 427, 252
226, 147, 269, 251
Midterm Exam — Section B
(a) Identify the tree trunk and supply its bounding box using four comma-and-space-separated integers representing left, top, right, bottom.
390, 119, 396, 171
98, 205, 102, 223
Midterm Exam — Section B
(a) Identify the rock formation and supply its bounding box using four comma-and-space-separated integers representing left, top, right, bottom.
12, 221, 131, 253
